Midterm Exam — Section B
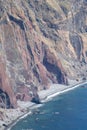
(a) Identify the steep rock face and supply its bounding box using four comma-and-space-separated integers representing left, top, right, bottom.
69, 33, 83, 60
0, 0, 87, 107
0, 0, 68, 107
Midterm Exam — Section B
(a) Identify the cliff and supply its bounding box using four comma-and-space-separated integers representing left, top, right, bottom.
0, 0, 87, 108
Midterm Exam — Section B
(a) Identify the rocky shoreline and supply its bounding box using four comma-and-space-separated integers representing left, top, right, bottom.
0, 0, 87, 129
0, 80, 86, 130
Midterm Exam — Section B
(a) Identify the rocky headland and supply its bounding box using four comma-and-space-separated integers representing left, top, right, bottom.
0, 0, 87, 129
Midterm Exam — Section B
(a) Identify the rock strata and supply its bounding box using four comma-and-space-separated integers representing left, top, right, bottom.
0, 0, 87, 107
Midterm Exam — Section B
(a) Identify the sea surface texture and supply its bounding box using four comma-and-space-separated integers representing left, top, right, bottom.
12, 86, 87, 130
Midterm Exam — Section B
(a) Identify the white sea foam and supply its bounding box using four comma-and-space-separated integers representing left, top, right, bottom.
7, 81, 87, 130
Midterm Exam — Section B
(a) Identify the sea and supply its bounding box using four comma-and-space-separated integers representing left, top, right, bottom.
11, 84, 87, 130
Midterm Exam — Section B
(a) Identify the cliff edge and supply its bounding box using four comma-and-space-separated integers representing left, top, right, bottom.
0, 0, 87, 108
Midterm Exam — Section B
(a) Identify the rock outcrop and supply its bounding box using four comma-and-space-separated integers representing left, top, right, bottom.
0, 0, 87, 107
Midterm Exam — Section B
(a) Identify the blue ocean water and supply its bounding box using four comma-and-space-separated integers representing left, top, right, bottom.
11, 85, 87, 130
